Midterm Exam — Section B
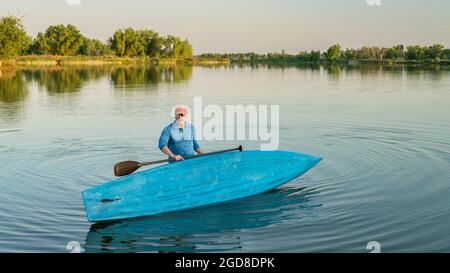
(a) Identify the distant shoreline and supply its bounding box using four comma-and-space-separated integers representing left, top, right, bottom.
0, 55, 233, 70
230, 58, 450, 66
1, 55, 449, 70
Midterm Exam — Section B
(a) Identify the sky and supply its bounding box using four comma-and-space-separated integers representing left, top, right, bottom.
1, 0, 449, 54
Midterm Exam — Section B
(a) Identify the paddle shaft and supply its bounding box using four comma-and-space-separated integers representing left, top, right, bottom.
137, 145, 243, 167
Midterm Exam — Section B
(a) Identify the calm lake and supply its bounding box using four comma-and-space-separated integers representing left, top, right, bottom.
1, 64, 449, 252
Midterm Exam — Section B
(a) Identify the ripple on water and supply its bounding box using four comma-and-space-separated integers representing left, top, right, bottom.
1, 116, 450, 252
0, 137, 162, 252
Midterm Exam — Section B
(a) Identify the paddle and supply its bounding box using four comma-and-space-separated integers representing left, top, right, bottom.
114, 145, 243, 177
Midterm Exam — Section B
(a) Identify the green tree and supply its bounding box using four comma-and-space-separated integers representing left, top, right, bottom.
28, 33, 46, 54
343, 48, 356, 60
394, 45, 405, 59
78, 38, 112, 56
385, 48, 396, 60
358, 46, 380, 59
326, 44, 342, 61
161, 35, 193, 59
310, 50, 322, 62
33, 24, 84, 55
405, 45, 426, 61
425, 44, 444, 61
0, 16, 31, 59
177, 39, 193, 59
442, 49, 450, 60
137, 29, 162, 57
296, 51, 309, 61
109, 28, 145, 57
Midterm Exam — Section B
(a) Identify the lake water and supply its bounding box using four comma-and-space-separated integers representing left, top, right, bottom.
1, 64, 450, 252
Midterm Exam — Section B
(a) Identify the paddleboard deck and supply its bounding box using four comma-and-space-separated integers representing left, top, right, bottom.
82, 150, 322, 222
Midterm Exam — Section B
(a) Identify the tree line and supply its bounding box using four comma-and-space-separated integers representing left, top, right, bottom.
0, 16, 193, 60
198, 44, 450, 63
2, 15, 449, 64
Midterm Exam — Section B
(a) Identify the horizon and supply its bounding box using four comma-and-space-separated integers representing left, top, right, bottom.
1, 0, 450, 54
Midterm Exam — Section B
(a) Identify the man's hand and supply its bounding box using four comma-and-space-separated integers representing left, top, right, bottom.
161, 146, 184, 161
172, 155, 184, 161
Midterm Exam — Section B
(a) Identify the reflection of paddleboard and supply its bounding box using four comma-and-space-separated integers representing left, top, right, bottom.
82, 150, 322, 222
84, 187, 321, 253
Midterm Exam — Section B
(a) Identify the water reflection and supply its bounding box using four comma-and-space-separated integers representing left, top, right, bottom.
24, 67, 111, 93
324, 64, 342, 78
1, 63, 447, 122
1, 63, 447, 102
0, 70, 28, 103
110, 65, 193, 90
331, 63, 449, 79
0, 65, 194, 99
229, 62, 450, 80
84, 187, 321, 253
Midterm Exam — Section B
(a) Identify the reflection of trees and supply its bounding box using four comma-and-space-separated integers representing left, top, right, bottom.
323, 64, 342, 78
2, 65, 194, 97
169, 65, 193, 83
343, 63, 448, 81
402, 64, 447, 81
1, 63, 446, 102
0, 70, 28, 103
110, 65, 193, 89
209, 62, 449, 83
25, 68, 86, 93
20, 66, 116, 94
227, 62, 322, 70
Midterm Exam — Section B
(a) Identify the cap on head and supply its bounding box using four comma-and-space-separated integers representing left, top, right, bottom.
174, 106, 188, 115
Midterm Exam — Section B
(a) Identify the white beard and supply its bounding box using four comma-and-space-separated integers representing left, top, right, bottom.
176, 118, 186, 128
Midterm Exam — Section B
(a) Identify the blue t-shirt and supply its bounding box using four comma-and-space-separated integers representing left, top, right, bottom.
158, 121, 200, 157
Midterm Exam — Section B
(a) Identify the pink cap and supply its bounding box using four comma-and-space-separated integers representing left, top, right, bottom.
174, 106, 188, 114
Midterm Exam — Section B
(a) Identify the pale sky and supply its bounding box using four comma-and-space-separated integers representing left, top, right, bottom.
1, 0, 449, 54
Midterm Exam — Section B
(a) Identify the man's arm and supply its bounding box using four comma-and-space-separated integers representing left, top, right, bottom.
159, 126, 183, 161
161, 146, 184, 161
192, 125, 204, 155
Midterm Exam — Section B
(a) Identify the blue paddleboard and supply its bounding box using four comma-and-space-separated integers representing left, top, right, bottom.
82, 150, 322, 222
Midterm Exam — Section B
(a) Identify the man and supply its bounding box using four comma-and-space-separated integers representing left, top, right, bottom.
158, 106, 204, 161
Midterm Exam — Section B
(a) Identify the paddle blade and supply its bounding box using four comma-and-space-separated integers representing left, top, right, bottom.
114, 161, 141, 177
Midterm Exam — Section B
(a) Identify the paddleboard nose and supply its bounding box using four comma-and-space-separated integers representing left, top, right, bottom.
286, 152, 322, 173
313, 156, 323, 164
